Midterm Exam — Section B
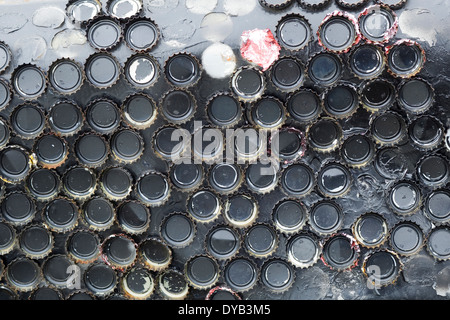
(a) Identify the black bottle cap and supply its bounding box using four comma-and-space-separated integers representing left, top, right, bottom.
139, 238, 172, 271
224, 257, 258, 292
161, 89, 196, 124
245, 162, 278, 194
270, 127, 306, 164
42, 254, 73, 288
0, 79, 12, 110
297, 0, 332, 11
48, 58, 85, 95
86, 98, 120, 134
371, 111, 406, 145
205, 286, 242, 300
373, 0, 407, 10
390, 221, 424, 256
19, 224, 53, 259
1, 192, 35, 226
261, 258, 295, 293
336, 0, 369, 9
75, 133, 108, 168
317, 162, 352, 198
362, 250, 401, 287
106, 0, 142, 19
323, 84, 359, 118
387, 180, 421, 215
66, 0, 102, 23
271, 57, 305, 92
0, 117, 9, 150
244, 224, 278, 258
101, 234, 137, 270
387, 40, 425, 78
83, 197, 115, 231
0, 41, 11, 74
231, 66, 265, 102
374, 147, 407, 180
250, 96, 285, 129
85, 52, 121, 88
34, 134, 68, 169
207, 93, 242, 128
136, 172, 170, 207
308, 117, 343, 153
10, 103, 46, 139
416, 155, 449, 189
259, 0, 293, 10
158, 268, 188, 300
309, 200, 343, 235
170, 163, 203, 191
160, 213, 195, 248
110, 129, 144, 164
122, 93, 156, 129
100, 167, 133, 201
86, 16, 122, 51
12, 64, 47, 100
0, 221, 16, 255
229, 126, 263, 162
424, 190, 450, 225
398, 78, 434, 114
275, 14, 312, 51
117, 200, 149, 234
322, 233, 360, 270
48, 100, 84, 136
225, 194, 258, 228
124, 17, 159, 52
206, 226, 240, 260
209, 163, 241, 194
341, 134, 375, 168
0, 285, 17, 300
43, 198, 79, 233
185, 255, 220, 289
29, 287, 63, 300
187, 189, 221, 223
192, 126, 223, 164
273, 199, 307, 234
409, 115, 443, 150
360, 79, 396, 113
307, 52, 343, 86
287, 232, 322, 268
286, 89, 322, 123
352, 213, 388, 248
6, 257, 41, 292
348, 44, 385, 79
281, 163, 315, 197
358, 4, 398, 44
0, 146, 31, 183
153, 125, 188, 161
67, 230, 100, 264
124, 53, 159, 88
26, 168, 60, 201
84, 263, 117, 297
122, 267, 154, 300
165, 52, 201, 87
427, 227, 450, 261
63, 166, 96, 200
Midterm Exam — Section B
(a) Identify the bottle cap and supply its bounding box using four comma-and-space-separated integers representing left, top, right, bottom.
336, 0, 369, 9
427, 226, 450, 261
224, 193, 258, 229
124, 53, 159, 89
317, 162, 352, 198
390, 221, 424, 256
223, 257, 258, 292
323, 83, 359, 119
397, 78, 434, 115
287, 232, 322, 268
307, 52, 343, 86
260, 258, 295, 293
48, 58, 85, 95
416, 154, 449, 189
160, 213, 196, 248
205, 225, 240, 260
361, 249, 402, 287
19, 224, 53, 260
116, 200, 150, 234
272, 199, 307, 234
0, 145, 32, 184
341, 134, 375, 168
387, 180, 422, 216
86, 16, 122, 51
106, 0, 142, 20
321, 232, 360, 271
84, 263, 117, 297
67, 229, 100, 264
11, 64, 47, 100
42, 255, 74, 290
270, 127, 306, 165
275, 14, 312, 51
34, 134, 68, 169
245, 162, 278, 194
386, 39, 425, 78
297, 0, 332, 11
139, 237, 172, 271
206, 93, 242, 128
43, 198, 79, 233
352, 212, 388, 248
85, 52, 121, 89
124, 17, 159, 52
270, 56, 305, 93
244, 223, 278, 258
1, 192, 35, 226
29, 287, 63, 300
0, 285, 17, 300
374, 147, 407, 180
424, 189, 450, 225
230, 66, 266, 102
191, 126, 224, 164
62, 166, 97, 200
348, 43, 386, 79
307, 117, 343, 153
121, 266, 154, 300
0, 117, 9, 151
170, 163, 203, 192
152, 125, 189, 162
408, 115, 444, 151
110, 129, 144, 164
10, 103, 46, 140
48, 100, 84, 137
249, 96, 286, 129
185, 255, 220, 289
74, 132, 109, 168
259, 0, 293, 10
358, 4, 398, 44
0, 221, 16, 255
164, 52, 201, 88
205, 286, 242, 300
317, 11, 361, 54
360, 79, 396, 113
83, 197, 115, 231
370, 111, 406, 146
158, 268, 189, 300
309, 200, 344, 235
228, 126, 264, 162
286, 89, 322, 123
66, 0, 102, 24
101, 234, 137, 271
0, 79, 12, 110
0, 41, 11, 74
122, 93, 156, 130
6, 257, 42, 292
160, 88, 196, 124
373, 0, 407, 10
135, 172, 170, 207
86, 98, 121, 134
209, 163, 242, 194
100, 167, 133, 201
25, 168, 61, 202
187, 189, 221, 224
280, 162, 315, 197
67, 291, 96, 300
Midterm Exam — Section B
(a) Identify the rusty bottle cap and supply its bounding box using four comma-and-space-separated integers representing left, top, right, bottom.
362, 249, 402, 287
322, 232, 360, 271
6, 257, 42, 292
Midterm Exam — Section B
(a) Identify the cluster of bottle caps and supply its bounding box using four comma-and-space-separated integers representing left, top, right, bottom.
0, 0, 448, 300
